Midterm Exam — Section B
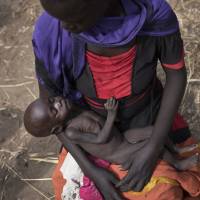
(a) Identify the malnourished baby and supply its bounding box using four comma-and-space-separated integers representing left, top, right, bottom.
24, 96, 199, 171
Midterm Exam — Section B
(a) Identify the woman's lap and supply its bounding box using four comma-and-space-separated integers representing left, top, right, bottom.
52, 133, 200, 200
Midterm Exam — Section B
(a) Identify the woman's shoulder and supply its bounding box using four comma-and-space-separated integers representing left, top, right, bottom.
34, 12, 59, 39
139, 0, 179, 36
33, 12, 72, 48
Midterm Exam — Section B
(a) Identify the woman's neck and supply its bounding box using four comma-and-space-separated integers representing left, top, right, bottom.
104, 0, 125, 17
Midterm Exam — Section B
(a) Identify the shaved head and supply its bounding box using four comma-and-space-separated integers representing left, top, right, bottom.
24, 97, 70, 137
24, 99, 53, 137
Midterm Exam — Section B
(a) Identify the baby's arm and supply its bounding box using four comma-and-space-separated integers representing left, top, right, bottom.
65, 97, 118, 144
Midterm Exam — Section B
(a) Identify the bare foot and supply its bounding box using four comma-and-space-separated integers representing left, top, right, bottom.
174, 144, 199, 154
175, 153, 199, 171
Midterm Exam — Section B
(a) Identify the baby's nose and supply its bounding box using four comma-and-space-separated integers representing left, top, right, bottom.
54, 96, 63, 102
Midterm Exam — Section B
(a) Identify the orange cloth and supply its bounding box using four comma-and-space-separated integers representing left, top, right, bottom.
52, 138, 200, 200
110, 160, 200, 199
52, 148, 68, 200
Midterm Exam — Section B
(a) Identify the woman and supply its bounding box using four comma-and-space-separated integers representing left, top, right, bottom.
31, 0, 200, 199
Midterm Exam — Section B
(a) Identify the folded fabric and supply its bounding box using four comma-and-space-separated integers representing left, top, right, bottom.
60, 153, 84, 200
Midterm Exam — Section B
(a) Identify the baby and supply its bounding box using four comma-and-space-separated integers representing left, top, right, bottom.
24, 96, 199, 171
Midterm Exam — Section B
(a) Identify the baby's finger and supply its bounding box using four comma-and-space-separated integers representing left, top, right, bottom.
116, 174, 132, 188
114, 101, 119, 110
108, 96, 112, 104
104, 102, 108, 108
108, 98, 112, 107
131, 178, 146, 192
119, 184, 130, 192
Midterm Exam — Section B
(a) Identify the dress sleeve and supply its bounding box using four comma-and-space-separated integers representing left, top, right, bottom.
158, 31, 185, 70
32, 30, 63, 96
32, 38, 46, 86
32, 12, 53, 87
32, 12, 69, 97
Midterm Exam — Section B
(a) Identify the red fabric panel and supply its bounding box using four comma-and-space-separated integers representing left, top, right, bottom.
84, 96, 104, 109
86, 47, 136, 99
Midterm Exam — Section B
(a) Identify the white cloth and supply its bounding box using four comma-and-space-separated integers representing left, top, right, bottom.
60, 153, 84, 200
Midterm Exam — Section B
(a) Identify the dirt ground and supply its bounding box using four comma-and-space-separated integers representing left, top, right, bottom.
0, 0, 199, 200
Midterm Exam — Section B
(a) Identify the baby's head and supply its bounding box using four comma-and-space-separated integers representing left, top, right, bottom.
24, 96, 72, 137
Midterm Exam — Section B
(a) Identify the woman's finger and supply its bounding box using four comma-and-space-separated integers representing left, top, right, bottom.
119, 184, 130, 192
112, 191, 124, 200
116, 172, 133, 188
109, 174, 119, 185
114, 101, 119, 110
131, 178, 146, 192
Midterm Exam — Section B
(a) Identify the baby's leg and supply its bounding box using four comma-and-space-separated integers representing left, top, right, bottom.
125, 127, 198, 154
162, 150, 199, 171
123, 126, 153, 144
65, 125, 124, 161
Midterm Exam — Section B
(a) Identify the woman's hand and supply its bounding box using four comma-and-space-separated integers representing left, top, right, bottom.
92, 167, 124, 200
116, 143, 162, 192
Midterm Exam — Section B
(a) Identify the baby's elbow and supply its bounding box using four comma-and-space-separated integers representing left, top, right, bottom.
66, 129, 76, 140
96, 136, 109, 144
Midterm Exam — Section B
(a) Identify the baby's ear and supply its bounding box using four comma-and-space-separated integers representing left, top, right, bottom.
51, 125, 63, 135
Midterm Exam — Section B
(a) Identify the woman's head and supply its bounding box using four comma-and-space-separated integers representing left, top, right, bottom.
40, 0, 118, 33
24, 96, 72, 137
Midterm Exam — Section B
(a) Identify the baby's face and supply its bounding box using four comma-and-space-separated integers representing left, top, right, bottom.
47, 96, 71, 122
30, 96, 72, 135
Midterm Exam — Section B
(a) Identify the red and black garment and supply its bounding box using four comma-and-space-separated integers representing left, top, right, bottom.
76, 31, 189, 143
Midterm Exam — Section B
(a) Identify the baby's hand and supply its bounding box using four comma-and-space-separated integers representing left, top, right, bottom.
104, 97, 118, 117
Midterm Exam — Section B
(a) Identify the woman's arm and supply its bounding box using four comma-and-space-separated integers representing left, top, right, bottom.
117, 67, 187, 192
150, 67, 187, 148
